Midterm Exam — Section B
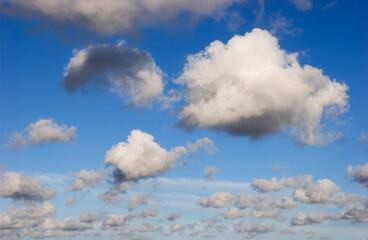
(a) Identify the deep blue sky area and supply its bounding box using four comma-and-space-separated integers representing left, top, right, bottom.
0, 1, 367, 240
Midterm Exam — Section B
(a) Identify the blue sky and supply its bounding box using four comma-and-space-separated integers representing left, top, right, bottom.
0, 0, 367, 239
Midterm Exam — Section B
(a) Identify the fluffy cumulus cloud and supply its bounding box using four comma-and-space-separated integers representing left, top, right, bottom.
80, 211, 98, 223
291, 212, 327, 225
347, 163, 368, 187
67, 169, 104, 191
62, 41, 164, 107
0, 202, 55, 230
0, 171, 55, 202
252, 177, 294, 192
186, 137, 217, 154
105, 129, 186, 182
7, 119, 76, 148
128, 194, 149, 211
177, 28, 348, 145
293, 176, 340, 204
221, 207, 247, 219
197, 192, 235, 208
1, 0, 242, 35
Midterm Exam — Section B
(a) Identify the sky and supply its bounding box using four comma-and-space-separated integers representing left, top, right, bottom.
0, 0, 367, 239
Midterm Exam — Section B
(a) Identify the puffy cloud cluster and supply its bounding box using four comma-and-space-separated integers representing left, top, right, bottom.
0, 202, 55, 230
293, 176, 340, 204
62, 41, 164, 107
177, 28, 348, 145
347, 163, 368, 187
252, 175, 340, 204
291, 212, 327, 225
332, 199, 368, 223
7, 119, 76, 148
67, 169, 104, 191
252, 177, 294, 192
1, 0, 242, 35
234, 222, 275, 233
221, 207, 247, 219
80, 211, 98, 223
0, 171, 55, 202
197, 192, 235, 208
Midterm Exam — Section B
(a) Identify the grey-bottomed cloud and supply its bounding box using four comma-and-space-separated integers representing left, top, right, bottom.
62, 41, 164, 107
177, 28, 349, 145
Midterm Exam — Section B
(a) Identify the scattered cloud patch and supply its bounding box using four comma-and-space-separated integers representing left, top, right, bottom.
203, 166, 218, 180
7, 119, 76, 148
347, 163, 368, 187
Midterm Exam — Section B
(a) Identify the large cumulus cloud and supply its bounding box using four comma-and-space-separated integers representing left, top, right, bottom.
177, 28, 349, 145
1, 0, 242, 35
62, 41, 164, 107
0, 171, 55, 202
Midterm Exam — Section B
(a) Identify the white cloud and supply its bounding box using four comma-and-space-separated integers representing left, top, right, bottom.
347, 163, 368, 187
235, 193, 257, 209
80, 211, 98, 223
221, 207, 247, 219
7, 119, 76, 148
67, 169, 104, 191
177, 28, 348, 145
252, 177, 294, 192
105, 129, 186, 182
1, 0, 243, 35
273, 197, 299, 209
0, 202, 55, 230
62, 41, 164, 107
234, 222, 275, 233
197, 192, 235, 208
291, 212, 327, 225
101, 214, 127, 231
293, 176, 340, 204
331, 199, 368, 223
128, 194, 149, 211
186, 137, 217, 154
0, 171, 55, 202
203, 166, 218, 180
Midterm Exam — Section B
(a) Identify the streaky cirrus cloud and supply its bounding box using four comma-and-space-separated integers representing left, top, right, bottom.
0, 0, 243, 35
288, 0, 313, 11
347, 163, 368, 187
0, 171, 55, 202
7, 119, 76, 148
177, 28, 349, 145
62, 41, 164, 107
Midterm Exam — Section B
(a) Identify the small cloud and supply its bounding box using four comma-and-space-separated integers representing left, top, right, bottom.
203, 166, 218, 180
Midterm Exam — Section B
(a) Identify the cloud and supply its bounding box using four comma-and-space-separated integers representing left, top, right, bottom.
105, 129, 186, 182
65, 196, 77, 207
101, 214, 127, 231
66, 169, 105, 191
221, 207, 247, 219
251, 209, 279, 219
235, 193, 257, 209
186, 137, 217, 154
62, 41, 164, 107
128, 194, 150, 211
288, 0, 313, 11
331, 199, 368, 223
177, 28, 348, 145
167, 211, 182, 221
80, 211, 98, 223
0, 202, 55, 230
234, 222, 275, 233
273, 197, 299, 209
203, 166, 218, 180
293, 176, 340, 204
197, 192, 235, 208
7, 119, 76, 148
291, 212, 327, 225
354, 134, 366, 144
0, 171, 55, 202
1, 0, 243, 35
252, 177, 294, 192
171, 223, 184, 232
347, 163, 368, 187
